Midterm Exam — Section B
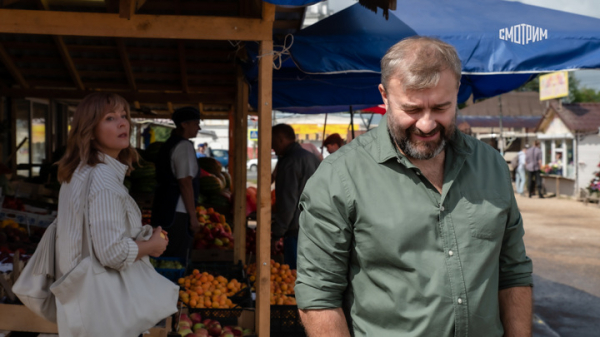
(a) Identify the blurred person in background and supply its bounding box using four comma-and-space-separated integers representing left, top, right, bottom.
322, 133, 345, 154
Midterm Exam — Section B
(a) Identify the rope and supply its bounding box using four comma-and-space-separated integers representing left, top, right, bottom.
257, 34, 294, 70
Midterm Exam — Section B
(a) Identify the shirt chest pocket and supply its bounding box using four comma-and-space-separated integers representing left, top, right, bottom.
458, 190, 509, 240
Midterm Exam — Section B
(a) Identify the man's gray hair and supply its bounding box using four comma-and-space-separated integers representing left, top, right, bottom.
380, 36, 462, 91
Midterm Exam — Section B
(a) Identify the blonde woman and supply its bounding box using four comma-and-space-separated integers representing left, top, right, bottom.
55, 93, 169, 336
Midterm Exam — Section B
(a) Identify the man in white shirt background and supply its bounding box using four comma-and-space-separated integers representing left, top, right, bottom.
152, 107, 201, 260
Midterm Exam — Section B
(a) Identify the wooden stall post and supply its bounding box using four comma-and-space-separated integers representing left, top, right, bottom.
233, 69, 248, 265
255, 3, 275, 336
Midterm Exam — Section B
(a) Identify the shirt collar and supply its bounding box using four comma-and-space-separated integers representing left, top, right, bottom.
374, 113, 473, 164
98, 152, 128, 181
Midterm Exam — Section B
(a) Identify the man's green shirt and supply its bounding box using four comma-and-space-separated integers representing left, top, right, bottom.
296, 117, 533, 337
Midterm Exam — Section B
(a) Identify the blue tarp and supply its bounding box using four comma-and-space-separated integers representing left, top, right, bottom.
247, 0, 600, 113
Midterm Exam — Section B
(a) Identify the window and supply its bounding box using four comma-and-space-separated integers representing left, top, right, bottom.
541, 138, 575, 179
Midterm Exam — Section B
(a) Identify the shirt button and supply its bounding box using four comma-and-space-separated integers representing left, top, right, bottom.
457, 298, 463, 304
440, 205, 445, 211
448, 250, 454, 256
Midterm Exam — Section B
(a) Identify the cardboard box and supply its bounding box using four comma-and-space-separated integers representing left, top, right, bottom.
0, 304, 171, 335
0, 303, 58, 333
191, 248, 234, 262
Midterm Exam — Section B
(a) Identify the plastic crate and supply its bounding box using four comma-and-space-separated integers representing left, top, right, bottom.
187, 261, 246, 283
188, 308, 244, 327
151, 257, 186, 283
270, 305, 306, 337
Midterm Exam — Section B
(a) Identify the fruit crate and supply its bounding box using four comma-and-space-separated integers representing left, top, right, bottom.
151, 257, 186, 283
186, 261, 253, 308
270, 305, 306, 337
186, 261, 246, 283
188, 308, 244, 327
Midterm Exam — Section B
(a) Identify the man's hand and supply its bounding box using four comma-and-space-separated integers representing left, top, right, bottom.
189, 215, 201, 234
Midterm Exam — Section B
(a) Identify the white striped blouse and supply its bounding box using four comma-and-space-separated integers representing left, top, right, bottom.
55, 153, 142, 277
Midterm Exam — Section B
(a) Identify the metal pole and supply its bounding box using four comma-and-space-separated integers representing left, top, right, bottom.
498, 96, 504, 156
350, 105, 355, 140
321, 113, 328, 155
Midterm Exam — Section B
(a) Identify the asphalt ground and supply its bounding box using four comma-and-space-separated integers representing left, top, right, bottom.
517, 193, 600, 337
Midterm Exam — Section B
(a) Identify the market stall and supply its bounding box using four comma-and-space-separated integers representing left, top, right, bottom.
0, 0, 311, 335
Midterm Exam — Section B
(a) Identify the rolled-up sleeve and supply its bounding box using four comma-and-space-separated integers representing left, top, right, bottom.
499, 170, 533, 289
295, 161, 354, 309
89, 189, 138, 271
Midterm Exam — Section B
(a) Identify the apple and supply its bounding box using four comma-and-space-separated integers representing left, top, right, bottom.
208, 322, 222, 336
220, 332, 234, 337
242, 329, 254, 336
179, 313, 193, 325
202, 318, 213, 327
190, 313, 203, 324
193, 323, 206, 332
194, 329, 209, 337
178, 328, 193, 336
231, 326, 243, 337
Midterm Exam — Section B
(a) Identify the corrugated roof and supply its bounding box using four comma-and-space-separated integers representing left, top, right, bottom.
460, 91, 545, 117
551, 102, 600, 133
457, 116, 541, 128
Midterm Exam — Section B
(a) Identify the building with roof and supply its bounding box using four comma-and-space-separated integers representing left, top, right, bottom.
535, 102, 600, 197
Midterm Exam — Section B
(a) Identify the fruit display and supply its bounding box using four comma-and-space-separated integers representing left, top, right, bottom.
2, 196, 25, 211
129, 158, 157, 194
196, 157, 232, 209
194, 206, 234, 250
245, 228, 283, 257
245, 187, 275, 216
176, 313, 254, 337
141, 209, 152, 226
0, 219, 45, 260
177, 269, 247, 309
150, 257, 184, 269
245, 260, 297, 305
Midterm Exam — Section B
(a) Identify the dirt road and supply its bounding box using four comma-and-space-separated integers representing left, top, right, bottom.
516, 194, 600, 336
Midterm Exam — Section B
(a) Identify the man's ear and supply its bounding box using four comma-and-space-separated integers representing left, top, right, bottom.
378, 84, 388, 107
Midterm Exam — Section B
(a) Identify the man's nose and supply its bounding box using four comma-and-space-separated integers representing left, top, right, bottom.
416, 112, 437, 134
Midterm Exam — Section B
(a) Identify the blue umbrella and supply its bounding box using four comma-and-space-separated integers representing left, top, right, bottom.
247, 0, 600, 112
292, 0, 600, 74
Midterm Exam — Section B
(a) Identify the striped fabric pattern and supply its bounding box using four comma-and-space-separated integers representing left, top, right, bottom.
55, 154, 142, 277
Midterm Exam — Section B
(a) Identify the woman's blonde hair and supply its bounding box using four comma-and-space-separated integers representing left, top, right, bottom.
57, 92, 138, 183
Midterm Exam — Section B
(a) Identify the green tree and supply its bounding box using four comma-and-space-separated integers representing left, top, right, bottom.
564, 73, 600, 103
516, 75, 539, 92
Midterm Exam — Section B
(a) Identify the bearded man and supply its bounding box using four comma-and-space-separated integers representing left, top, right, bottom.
295, 36, 533, 337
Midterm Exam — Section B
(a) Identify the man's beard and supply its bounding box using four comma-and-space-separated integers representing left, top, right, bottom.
389, 117, 456, 160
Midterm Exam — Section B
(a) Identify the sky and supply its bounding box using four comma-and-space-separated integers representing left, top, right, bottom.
311, 0, 600, 91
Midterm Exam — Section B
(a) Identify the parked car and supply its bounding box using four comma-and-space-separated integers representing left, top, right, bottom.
247, 154, 278, 172
211, 149, 229, 169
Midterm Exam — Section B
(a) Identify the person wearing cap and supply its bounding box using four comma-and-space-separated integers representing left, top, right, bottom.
322, 133, 344, 154
151, 107, 202, 260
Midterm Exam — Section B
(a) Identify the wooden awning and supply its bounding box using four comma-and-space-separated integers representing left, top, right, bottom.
0, 0, 306, 119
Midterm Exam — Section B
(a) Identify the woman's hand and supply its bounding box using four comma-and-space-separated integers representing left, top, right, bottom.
135, 226, 169, 260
